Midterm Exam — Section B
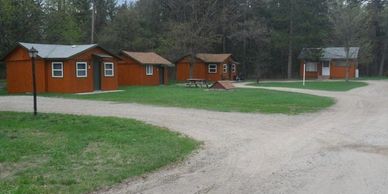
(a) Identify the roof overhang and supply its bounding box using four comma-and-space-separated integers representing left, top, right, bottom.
93, 53, 113, 58
120, 51, 174, 67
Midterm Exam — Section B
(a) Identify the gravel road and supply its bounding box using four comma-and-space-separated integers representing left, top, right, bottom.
1, 81, 388, 194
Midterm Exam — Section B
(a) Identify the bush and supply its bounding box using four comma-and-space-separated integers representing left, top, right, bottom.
384, 71, 388, 77
0, 62, 5, 79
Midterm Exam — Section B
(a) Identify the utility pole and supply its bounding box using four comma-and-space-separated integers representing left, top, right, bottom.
91, 0, 96, 44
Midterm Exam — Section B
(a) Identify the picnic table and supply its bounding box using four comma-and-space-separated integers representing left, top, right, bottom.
186, 79, 209, 88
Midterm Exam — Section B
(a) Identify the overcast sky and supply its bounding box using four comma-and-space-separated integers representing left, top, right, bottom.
117, 0, 137, 4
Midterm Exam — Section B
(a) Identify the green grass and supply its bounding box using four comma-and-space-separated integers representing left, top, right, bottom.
0, 88, 6, 95
0, 80, 8, 96
356, 76, 388, 80
0, 112, 199, 194
0, 80, 6, 95
44, 86, 334, 114
251, 81, 368, 91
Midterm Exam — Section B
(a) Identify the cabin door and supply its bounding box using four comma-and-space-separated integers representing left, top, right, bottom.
93, 60, 101, 90
159, 66, 165, 85
322, 61, 330, 76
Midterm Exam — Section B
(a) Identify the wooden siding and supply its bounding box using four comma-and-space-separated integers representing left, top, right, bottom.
299, 60, 356, 79
6, 47, 46, 93
118, 55, 168, 86
176, 56, 238, 82
6, 59, 46, 93
330, 60, 356, 79
5, 46, 118, 93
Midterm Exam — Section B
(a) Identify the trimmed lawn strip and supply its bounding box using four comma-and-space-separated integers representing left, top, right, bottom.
0, 112, 199, 194
0, 88, 6, 95
45, 86, 334, 114
356, 76, 388, 80
0, 80, 6, 95
251, 81, 367, 91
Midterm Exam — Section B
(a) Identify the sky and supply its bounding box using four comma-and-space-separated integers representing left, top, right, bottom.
117, 0, 137, 5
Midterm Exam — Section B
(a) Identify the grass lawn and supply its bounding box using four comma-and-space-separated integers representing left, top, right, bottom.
0, 80, 8, 95
0, 112, 199, 194
45, 86, 334, 114
251, 81, 367, 91
0, 88, 6, 95
356, 76, 388, 80
0, 80, 6, 95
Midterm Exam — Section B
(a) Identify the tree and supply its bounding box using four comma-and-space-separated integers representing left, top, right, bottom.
268, 0, 330, 79
0, 0, 43, 78
98, 4, 143, 52
161, 0, 220, 78
330, 0, 365, 81
94, 0, 118, 42
1, 0, 387, 80
227, 0, 270, 79
0, 0, 43, 54
377, 1, 388, 76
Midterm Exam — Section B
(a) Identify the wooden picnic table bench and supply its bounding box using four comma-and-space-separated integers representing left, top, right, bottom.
186, 79, 209, 88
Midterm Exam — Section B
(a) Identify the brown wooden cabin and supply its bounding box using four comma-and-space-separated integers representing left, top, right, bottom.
118, 51, 174, 86
3, 42, 120, 94
298, 47, 360, 79
176, 53, 239, 82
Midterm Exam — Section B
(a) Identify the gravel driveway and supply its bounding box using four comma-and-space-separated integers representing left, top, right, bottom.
1, 81, 388, 194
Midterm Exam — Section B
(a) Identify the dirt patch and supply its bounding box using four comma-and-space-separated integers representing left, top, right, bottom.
329, 144, 388, 156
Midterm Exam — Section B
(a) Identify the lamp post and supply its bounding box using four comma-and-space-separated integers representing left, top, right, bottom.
28, 47, 38, 116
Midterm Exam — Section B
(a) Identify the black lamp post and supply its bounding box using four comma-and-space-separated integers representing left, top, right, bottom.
28, 47, 38, 116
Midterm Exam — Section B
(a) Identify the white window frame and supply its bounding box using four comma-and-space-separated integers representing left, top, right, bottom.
146, 64, 153, 76
52, 62, 63, 78
208, 64, 217, 73
76, 62, 88, 78
232, 64, 236, 73
223, 64, 228, 73
306, 62, 318, 72
104, 62, 114, 77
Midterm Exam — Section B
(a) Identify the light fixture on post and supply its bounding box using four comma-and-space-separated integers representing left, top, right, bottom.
28, 47, 38, 116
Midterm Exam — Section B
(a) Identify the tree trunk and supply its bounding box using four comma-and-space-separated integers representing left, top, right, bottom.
189, 50, 195, 79
91, 0, 96, 44
242, 0, 248, 79
345, 47, 350, 82
378, 40, 387, 76
222, 0, 226, 53
287, 0, 294, 79
256, 64, 261, 84
287, 36, 293, 79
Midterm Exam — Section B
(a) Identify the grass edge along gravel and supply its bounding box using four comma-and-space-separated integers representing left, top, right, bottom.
250, 80, 368, 91
41, 86, 335, 115
0, 111, 199, 194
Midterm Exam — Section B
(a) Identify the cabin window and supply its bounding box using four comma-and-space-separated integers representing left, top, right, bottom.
104, 62, 114, 77
76, 62, 87, 78
335, 60, 348, 67
208, 64, 217, 73
223, 64, 228, 73
146, 64, 153, 76
306, 62, 318, 72
232, 64, 236, 73
52, 62, 63, 78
